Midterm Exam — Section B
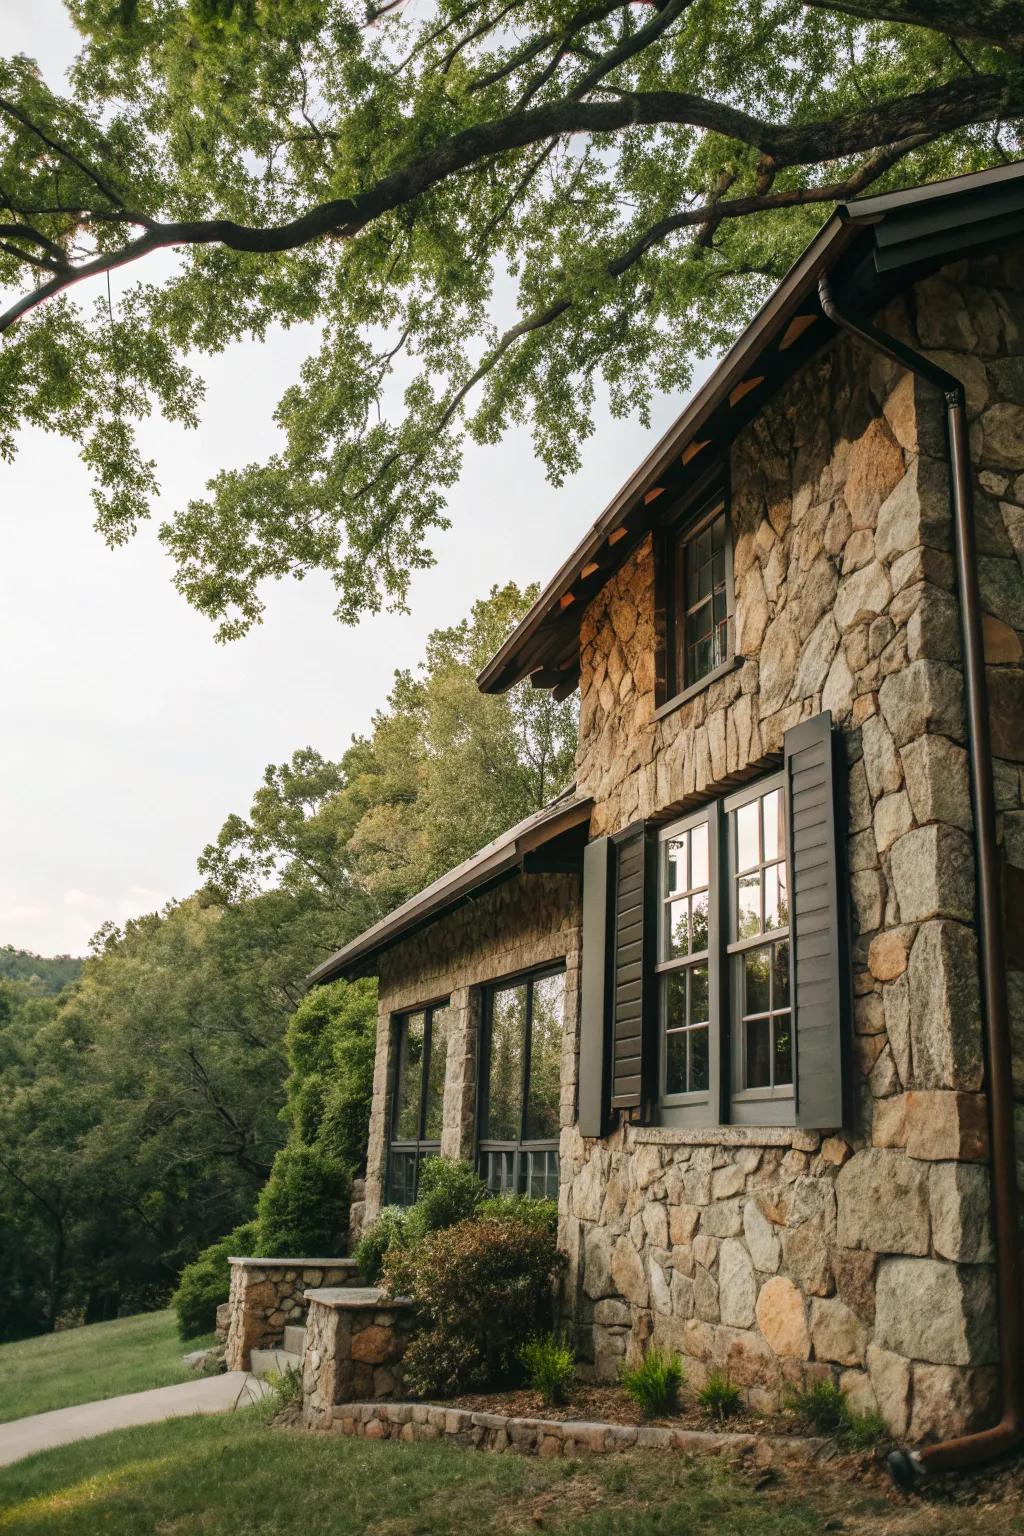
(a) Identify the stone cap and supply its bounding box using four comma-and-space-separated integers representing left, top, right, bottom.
228, 1256, 359, 1268
304, 1286, 414, 1310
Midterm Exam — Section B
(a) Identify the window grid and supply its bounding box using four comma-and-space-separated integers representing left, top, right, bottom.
671, 502, 732, 694
478, 966, 564, 1199
727, 784, 792, 1094
658, 817, 711, 1099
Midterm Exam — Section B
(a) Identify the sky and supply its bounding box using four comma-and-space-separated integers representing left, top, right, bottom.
1, 0, 710, 957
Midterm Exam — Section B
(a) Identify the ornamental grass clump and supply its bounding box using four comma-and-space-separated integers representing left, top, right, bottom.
619, 1347, 685, 1419
519, 1334, 575, 1406
697, 1370, 742, 1422
381, 1214, 563, 1398
784, 1380, 888, 1447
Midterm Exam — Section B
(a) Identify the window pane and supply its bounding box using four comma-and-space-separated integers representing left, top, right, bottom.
690, 891, 709, 953
690, 1027, 710, 1092
394, 1012, 424, 1140
764, 864, 784, 932
736, 800, 759, 871
423, 1006, 450, 1140
690, 963, 709, 1026
773, 941, 791, 1009
665, 1030, 687, 1095
667, 898, 690, 958
525, 973, 564, 1140
737, 873, 760, 938
745, 1017, 772, 1088
691, 822, 708, 889
666, 836, 687, 896
774, 1015, 793, 1086
487, 985, 525, 1140
763, 789, 783, 863
744, 947, 771, 1016
664, 972, 686, 1028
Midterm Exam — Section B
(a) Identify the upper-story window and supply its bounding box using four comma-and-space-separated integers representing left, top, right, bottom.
478, 965, 564, 1199
659, 491, 735, 706
387, 1001, 450, 1204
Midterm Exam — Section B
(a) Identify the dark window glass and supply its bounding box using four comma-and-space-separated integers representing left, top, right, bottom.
388, 1001, 450, 1205
729, 783, 791, 1094
423, 1005, 450, 1140
672, 505, 732, 692
659, 817, 712, 1101
485, 985, 525, 1141
480, 967, 564, 1197
393, 1011, 424, 1141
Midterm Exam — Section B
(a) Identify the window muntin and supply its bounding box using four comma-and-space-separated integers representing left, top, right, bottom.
670, 501, 733, 694
387, 1000, 450, 1204
479, 966, 564, 1197
656, 772, 793, 1126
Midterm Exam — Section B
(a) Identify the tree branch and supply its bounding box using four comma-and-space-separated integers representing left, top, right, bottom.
804, 0, 1024, 51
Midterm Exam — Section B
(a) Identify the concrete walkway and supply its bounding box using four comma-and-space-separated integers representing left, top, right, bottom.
0, 1371, 270, 1469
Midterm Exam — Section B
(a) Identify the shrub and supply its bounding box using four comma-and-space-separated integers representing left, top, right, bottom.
171, 1220, 257, 1340
385, 1214, 563, 1398
784, 1380, 848, 1435
476, 1194, 558, 1236
406, 1156, 484, 1239
283, 979, 377, 1172
254, 1144, 351, 1257
519, 1334, 575, 1406
620, 1347, 685, 1419
353, 1205, 415, 1283
843, 1408, 889, 1449
697, 1370, 741, 1422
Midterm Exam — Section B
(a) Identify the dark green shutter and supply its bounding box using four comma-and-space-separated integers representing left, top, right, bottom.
784, 710, 848, 1129
579, 837, 612, 1138
610, 828, 649, 1110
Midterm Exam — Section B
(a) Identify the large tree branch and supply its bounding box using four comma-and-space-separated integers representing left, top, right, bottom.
0, 75, 1009, 335
804, 0, 1024, 51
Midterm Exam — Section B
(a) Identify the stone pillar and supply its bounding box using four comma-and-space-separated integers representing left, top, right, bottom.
301, 1290, 416, 1428
440, 985, 478, 1160
363, 996, 393, 1225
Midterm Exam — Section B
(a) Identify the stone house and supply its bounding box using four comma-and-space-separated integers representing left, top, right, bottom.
310, 163, 1024, 1450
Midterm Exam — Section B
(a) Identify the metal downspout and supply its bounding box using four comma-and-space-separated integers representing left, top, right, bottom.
818, 274, 1023, 1481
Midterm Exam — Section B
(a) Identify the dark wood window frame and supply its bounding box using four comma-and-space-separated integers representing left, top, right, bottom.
387, 998, 451, 1205
477, 963, 565, 1200
653, 471, 739, 719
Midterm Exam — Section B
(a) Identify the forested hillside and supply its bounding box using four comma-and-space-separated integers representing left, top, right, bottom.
0, 584, 576, 1341
0, 948, 83, 995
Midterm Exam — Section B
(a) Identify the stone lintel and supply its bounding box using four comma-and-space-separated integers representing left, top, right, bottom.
229, 1256, 358, 1269
305, 1286, 414, 1309
629, 1126, 814, 1149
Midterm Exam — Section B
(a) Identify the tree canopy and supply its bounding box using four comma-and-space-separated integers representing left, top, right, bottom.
2, 0, 1018, 633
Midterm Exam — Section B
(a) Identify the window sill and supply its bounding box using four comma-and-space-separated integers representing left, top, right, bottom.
652, 654, 744, 723
627, 1123, 817, 1149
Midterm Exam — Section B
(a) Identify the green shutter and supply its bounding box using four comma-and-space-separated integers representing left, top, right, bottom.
610, 827, 650, 1110
783, 710, 849, 1130
579, 837, 612, 1138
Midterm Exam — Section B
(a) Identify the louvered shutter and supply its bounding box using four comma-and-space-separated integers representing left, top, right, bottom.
784, 710, 849, 1130
579, 837, 613, 1138
610, 827, 651, 1110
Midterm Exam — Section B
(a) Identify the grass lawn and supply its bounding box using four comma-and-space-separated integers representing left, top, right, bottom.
0, 1404, 1019, 1536
0, 1312, 215, 1424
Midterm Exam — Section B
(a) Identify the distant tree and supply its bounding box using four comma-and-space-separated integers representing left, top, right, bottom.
1, 2, 1016, 631
0, 947, 83, 995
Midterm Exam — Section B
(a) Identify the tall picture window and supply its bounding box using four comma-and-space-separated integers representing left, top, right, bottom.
387, 1000, 451, 1204
478, 966, 564, 1198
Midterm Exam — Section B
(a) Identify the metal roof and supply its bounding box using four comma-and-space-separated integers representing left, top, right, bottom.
477, 160, 1024, 697
308, 787, 592, 984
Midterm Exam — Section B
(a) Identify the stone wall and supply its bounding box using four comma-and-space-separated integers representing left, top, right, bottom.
224, 1257, 361, 1370
364, 871, 582, 1222
560, 248, 1024, 1442
301, 1289, 416, 1426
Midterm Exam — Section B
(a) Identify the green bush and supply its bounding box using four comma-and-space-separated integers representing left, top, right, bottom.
254, 1144, 351, 1257
784, 1380, 889, 1446
171, 1220, 257, 1340
519, 1334, 575, 1406
282, 979, 377, 1173
620, 1347, 685, 1419
697, 1370, 741, 1422
476, 1194, 558, 1236
384, 1215, 563, 1398
406, 1156, 484, 1239
353, 1205, 415, 1284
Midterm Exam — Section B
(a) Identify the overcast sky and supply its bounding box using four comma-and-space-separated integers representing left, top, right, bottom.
2, 1, 708, 957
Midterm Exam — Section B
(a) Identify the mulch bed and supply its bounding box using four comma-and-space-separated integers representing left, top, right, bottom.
445, 1383, 808, 1437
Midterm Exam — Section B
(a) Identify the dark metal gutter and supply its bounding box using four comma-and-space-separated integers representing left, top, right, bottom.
818, 273, 1024, 1482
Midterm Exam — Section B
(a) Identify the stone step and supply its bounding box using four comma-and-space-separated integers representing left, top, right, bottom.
250, 1347, 302, 1379
283, 1326, 306, 1355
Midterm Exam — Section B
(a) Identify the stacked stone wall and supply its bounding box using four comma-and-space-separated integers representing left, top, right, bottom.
224, 1257, 361, 1370
561, 248, 1024, 1442
301, 1292, 416, 1425
364, 872, 582, 1222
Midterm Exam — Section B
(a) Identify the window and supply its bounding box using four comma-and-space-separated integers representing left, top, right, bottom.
478, 966, 564, 1198
387, 1001, 450, 1204
661, 496, 734, 702
655, 773, 793, 1127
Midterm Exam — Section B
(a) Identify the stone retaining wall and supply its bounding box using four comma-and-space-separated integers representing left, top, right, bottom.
225, 1257, 362, 1370
327, 1400, 826, 1466
301, 1288, 417, 1426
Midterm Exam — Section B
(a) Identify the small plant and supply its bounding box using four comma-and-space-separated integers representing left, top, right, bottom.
697, 1370, 742, 1422
262, 1363, 302, 1414
842, 1408, 889, 1449
620, 1347, 685, 1419
519, 1334, 575, 1406
784, 1381, 888, 1446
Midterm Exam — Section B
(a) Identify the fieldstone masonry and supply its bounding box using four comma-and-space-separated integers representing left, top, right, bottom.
301, 1288, 417, 1426
349, 248, 1024, 1445
224, 1257, 362, 1370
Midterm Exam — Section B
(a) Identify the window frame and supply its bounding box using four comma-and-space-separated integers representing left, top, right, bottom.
386, 997, 451, 1205
477, 962, 565, 1200
655, 480, 736, 713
